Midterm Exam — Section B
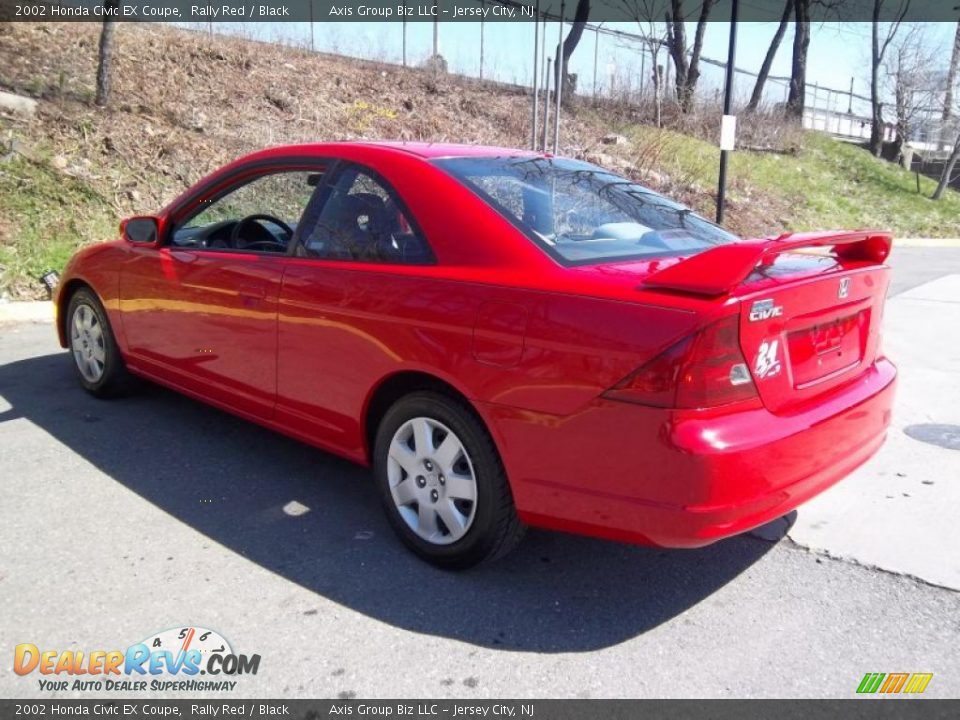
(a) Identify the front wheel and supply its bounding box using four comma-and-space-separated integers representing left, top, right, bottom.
66, 287, 131, 397
373, 392, 525, 569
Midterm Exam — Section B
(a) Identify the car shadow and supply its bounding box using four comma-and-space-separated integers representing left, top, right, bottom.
0, 351, 791, 653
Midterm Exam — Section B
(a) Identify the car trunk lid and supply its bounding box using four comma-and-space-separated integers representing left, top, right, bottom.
641, 231, 892, 413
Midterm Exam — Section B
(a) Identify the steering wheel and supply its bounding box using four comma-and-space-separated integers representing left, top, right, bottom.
230, 214, 293, 251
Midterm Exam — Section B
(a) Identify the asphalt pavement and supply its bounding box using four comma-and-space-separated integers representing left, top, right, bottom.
0, 246, 958, 699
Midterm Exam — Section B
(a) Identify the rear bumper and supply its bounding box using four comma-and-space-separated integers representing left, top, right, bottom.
486, 358, 897, 548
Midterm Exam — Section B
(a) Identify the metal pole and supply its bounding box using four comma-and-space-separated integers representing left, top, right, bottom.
640, 47, 645, 97
531, 0, 540, 149
480, 0, 485, 80
553, 1, 564, 155
540, 14, 549, 149
433, 6, 440, 58
593, 24, 600, 101
848, 76, 854, 114
309, 0, 314, 52
716, 0, 738, 225
402, 13, 407, 66
542, 57, 552, 151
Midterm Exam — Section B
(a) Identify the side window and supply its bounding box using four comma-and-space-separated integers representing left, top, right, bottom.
172, 170, 323, 254
298, 167, 432, 264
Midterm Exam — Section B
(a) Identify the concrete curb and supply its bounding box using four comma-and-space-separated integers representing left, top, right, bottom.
896, 238, 960, 248
0, 301, 54, 325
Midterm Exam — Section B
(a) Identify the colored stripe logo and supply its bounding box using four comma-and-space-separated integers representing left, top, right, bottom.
857, 672, 933, 694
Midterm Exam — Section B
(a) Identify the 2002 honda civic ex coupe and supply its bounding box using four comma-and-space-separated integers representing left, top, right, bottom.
55, 141, 897, 568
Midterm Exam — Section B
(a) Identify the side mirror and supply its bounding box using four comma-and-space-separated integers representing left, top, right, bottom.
122, 216, 160, 245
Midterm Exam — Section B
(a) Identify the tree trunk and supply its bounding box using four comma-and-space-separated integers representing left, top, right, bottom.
746, 0, 793, 113
786, 0, 810, 120
554, 0, 590, 104
665, 1, 689, 111
652, 60, 663, 128
869, 1, 884, 156
933, 133, 960, 200
664, 0, 715, 114
942, 21, 960, 149
893, 72, 908, 167
94, 0, 119, 107
685, 0, 715, 108
944, 22, 960, 123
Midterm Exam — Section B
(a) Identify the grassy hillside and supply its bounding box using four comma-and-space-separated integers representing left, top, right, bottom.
1, 22, 959, 299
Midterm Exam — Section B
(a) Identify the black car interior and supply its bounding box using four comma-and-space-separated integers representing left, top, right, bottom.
170, 167, 432, 264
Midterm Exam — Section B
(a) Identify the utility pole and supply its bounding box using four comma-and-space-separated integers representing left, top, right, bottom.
553, 0, 564, 155
531, 0, 540, 149
479, 0, 485, 80
309, 0, 314, 52
716, 0, 738, 224
539, 13, 549, 150
542, 57, 552, 151
593, 23, 601, 101
433, 4, 440, 58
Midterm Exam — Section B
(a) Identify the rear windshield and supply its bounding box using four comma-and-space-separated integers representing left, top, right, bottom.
434, 156, 738, 265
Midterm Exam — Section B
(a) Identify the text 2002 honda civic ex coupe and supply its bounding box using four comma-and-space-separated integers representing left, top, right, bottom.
56, 142, 896, 568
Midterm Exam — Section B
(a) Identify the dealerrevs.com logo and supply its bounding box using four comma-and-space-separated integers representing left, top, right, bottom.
14, 626, 261, 693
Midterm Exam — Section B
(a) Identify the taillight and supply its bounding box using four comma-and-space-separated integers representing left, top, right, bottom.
603, 315, 758, 409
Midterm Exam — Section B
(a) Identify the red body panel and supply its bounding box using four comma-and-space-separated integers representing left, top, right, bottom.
55, 142, 896, 548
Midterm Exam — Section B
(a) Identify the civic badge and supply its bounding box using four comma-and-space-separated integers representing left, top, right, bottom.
839, 277, 850, 299
749, 298, 783, 322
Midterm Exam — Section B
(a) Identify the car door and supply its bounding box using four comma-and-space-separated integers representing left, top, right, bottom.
120, 163, 327, 420
275, 163, 443, 456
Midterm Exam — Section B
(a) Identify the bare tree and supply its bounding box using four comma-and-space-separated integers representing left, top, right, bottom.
883, 25, 939, 167
554, 0, 591, 103
746, 0, 793, 113
94, 0, 120, 106
664, 0, 717, 113
868, 0, 910, 156
618, 0, 669, 126
785, 0, 811, 119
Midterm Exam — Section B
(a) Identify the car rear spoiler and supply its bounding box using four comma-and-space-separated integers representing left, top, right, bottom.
641, 230, 893, 297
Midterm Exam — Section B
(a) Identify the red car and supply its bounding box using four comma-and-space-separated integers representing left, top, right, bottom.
55, 142, 897, 568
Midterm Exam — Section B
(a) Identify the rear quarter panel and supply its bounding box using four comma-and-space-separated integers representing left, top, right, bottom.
276, 256, 700, 464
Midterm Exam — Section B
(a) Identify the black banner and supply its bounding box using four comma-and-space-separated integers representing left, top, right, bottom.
1, 700, 960, 719
1, 0, 959, 23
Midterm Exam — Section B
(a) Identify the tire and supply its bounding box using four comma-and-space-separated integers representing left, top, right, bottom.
66, 287, 132, 398
373, 391, 525, 569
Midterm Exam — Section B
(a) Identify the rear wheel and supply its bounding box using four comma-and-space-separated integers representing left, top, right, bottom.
66, 287, 131, 397
373, 391, 525, 569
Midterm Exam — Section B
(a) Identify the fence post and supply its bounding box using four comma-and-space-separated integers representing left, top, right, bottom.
479, 0, 485, 80
531, 0, 540, 149
542, 57, 551, 151
553, 0, 564, 154
593, 24, 600, 101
